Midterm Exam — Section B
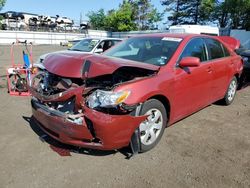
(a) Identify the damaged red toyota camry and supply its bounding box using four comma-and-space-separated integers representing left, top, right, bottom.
30, 34, 243, 153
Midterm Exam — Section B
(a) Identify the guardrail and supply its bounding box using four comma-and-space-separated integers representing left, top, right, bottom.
0, 29, 249, 49
0, 30, 110, 45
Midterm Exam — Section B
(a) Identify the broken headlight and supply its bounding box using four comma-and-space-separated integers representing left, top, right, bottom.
87, 90, 130, 109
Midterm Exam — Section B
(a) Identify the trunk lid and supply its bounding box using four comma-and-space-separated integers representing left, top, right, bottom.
217, 36, 240, 51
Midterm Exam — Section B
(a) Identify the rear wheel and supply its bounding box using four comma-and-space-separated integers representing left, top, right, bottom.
222, 76, 237, 105
138, 99, 167, 152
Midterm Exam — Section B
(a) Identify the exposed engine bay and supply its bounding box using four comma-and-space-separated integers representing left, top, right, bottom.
30, 66, 157, 118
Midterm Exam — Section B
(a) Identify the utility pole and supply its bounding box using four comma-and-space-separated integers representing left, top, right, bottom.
138, 1, 143, 30
80, 13, 82, 25
175, 0, 180, 25
194, 0, 200, 24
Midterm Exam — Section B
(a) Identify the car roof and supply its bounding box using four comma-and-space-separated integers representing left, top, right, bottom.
69, 37, 122, 42
131, 33, 212, 40
85, 37, 122, 41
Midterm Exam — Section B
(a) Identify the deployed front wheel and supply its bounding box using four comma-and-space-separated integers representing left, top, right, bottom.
138, 99, 167, 152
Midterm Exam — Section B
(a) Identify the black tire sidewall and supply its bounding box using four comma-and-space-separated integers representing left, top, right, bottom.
139, 99, 167, 152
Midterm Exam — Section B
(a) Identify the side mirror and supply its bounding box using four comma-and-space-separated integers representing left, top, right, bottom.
179, 57, 200, 68
94, 48, 103, 54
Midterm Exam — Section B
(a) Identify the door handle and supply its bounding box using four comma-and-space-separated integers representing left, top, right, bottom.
207, 66, 212, 73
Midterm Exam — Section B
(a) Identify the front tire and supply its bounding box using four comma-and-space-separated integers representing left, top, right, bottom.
138, 99, 167, 152
222, 76, 237, 105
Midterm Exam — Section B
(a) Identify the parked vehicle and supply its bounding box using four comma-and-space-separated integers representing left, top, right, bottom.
36, 38, 122, 65
1, 18, 27, 30
0, 11, 27, 30
61, 38, 84, 47
240, 50, 250, 74
169, 25, 219, 36
67, 38, 86, 47
235, 45, 250, 84
30, 34, 243, 153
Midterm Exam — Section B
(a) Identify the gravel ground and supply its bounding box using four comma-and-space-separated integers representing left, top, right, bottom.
0, 45, 249, 188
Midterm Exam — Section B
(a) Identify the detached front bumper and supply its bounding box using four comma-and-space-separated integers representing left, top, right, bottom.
31, 99, 146, 150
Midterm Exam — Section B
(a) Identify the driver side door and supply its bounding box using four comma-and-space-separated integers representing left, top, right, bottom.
173, 38, 214, 120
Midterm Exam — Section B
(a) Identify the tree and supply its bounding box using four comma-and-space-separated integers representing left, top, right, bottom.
105, 1, 137, 31
148, 8, 164, 29
161, 0, 181, 25
198, 0, 217, 23
212, 0, 250, 30
161, 0, 216, 25
87, 0, 163, 31
0, 0, 5, 10
86, 9, 106, 30
0, 0, 6, 30
131, 0, 163, 30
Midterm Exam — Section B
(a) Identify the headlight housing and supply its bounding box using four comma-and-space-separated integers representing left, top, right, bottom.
87, 90, 130, 109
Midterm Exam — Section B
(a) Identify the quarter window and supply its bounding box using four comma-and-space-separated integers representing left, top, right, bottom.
179, 38, 207, 62
222, 44, 230, 57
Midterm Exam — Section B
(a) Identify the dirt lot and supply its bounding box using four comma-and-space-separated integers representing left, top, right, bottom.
0, 45, 249, 188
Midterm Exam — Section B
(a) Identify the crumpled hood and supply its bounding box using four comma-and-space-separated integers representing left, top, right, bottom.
44, 52, 159, 79
40, 50, 93, 61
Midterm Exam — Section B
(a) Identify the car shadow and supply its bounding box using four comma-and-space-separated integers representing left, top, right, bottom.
239, 76, 250, 90
214, 76, 250, 106
23, 116, 134, 159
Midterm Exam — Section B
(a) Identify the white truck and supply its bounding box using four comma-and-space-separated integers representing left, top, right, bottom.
169, 25, 219, 36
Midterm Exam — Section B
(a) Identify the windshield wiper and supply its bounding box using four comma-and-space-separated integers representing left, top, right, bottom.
68, 49, 83, 52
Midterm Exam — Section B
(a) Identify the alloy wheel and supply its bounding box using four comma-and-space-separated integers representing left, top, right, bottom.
227, 79, 237, 102
139, 108, 163, 146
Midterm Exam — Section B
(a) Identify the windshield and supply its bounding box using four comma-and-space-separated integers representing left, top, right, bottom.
69, 39, 100, 52
104, 37, 181, 66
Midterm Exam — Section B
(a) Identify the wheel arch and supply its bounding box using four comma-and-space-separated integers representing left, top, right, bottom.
234, 73, 240, 82
148, 94, 171, 126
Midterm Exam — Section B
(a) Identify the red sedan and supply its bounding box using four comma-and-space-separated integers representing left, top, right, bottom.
30, 34, 243, 153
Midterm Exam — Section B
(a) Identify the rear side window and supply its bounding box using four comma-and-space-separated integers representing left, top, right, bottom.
205, 38, 225, 60
179, 38, 207, 62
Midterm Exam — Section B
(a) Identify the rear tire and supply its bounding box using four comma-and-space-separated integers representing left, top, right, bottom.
138, 99, 167, 153
222, 76, 237, 105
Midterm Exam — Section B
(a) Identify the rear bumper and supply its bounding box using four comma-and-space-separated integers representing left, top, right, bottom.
31, 99, 146, 150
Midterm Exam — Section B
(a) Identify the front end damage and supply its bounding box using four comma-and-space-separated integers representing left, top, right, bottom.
30, 57, 158, 150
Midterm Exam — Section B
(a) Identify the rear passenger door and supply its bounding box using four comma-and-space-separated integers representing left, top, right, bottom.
204, 38, 232, 101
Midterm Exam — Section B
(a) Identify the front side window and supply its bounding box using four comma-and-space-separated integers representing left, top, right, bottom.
205, 38, 225, 60
102, 40, 115, 51
69, 39, 100, 52
105, 37, 181, 66
179, 38, 207, 62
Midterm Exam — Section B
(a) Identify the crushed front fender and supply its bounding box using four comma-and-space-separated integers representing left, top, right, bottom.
32, 99, 147, 150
